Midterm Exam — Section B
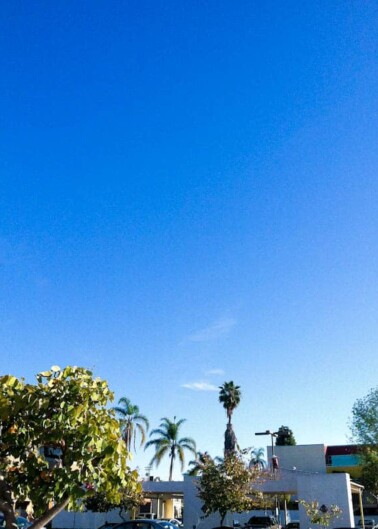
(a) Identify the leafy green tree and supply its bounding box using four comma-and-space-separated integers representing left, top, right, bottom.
145, 417, 196, 481
113, 397, 149, 452
350, 387, 378, 445
300, 500, 342, 529
0, 366, 141, 529
84, 487, 144, 519
249, 448, 266, 469
276, 426, 296, 446
360, 449, 378, 497
219, 382, 241, 455
197, 451, 263, 526
350, 386, 378, 496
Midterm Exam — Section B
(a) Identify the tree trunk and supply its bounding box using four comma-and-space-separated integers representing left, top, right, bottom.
169, 445, 175, 481
220, 511, 226, 526
0, 479, 18, 529
224, 423, 237, 456
28, 497, 70, 529
169, 455, 174, 481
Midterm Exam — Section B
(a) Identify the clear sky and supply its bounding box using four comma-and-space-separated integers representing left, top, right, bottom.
1, 1, 378, 480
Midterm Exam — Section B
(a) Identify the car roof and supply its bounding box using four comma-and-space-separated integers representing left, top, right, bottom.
115, 522, 162, 526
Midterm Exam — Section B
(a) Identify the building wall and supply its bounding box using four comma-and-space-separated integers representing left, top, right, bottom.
297, 473, 354, 528
267, 445, 327, 474
182, 471, 355, 529
52, 453, 356, 529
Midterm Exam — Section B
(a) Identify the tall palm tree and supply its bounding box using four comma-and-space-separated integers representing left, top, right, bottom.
218, 381, 241, 424
113, 397, 149, 452
145, 417, 196, 481
249, 447, 266, 470
219, 381, 241, 455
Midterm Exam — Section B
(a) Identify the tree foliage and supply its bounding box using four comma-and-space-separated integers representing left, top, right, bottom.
350, 387, 378, 495
275, 426, 296, 446
359, 449, 378, 498
218, 382, 241, 425
188, 452, 223, 477
300, 500, 342, 529
188, 452, 215, 477
145, 417, 196, 481
84, 486, 144, 517
350, 387, 378, 446
219, 382, 241, 456
249, 448, 266, 469
197, 451, 263, 526
0, 366, 141, 529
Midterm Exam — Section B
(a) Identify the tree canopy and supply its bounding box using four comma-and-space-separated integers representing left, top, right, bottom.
249, 448, 266, 469
218, 382, 241, 425
275, 426, 296, 446
300, 500, 342, 529
113, 397, 149, 453
0, 366, 141, 529
145, 417, 196, 481
197, 451, 263, 526
218, 382, 241, 456
350, 386, 378, 445
350, 386, 378, 496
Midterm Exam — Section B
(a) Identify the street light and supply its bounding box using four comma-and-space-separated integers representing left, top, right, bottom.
255, 430, 280, 522
255, 430, 278, 472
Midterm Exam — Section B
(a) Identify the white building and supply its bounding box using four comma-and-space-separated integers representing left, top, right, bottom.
53, 444, 363, 529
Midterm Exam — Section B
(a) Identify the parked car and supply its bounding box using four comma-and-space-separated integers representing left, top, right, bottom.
156, 521, 179, 529
246, 516, 280, 529
358, 520, 378, 529
97, 523, 120, 529
0, 515, 32, 529
113, 520, 177, 529
286, 522, 300, 529
158, 520, 183, 528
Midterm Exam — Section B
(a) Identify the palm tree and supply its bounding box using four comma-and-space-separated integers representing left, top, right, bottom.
187, 451, 223, 476
249, 447, 266, 470
219, 381, 241, 455
113, 397, 149, 452
187, 451, 213, 476
218, 381, 241, 424
145, 417, 196, 481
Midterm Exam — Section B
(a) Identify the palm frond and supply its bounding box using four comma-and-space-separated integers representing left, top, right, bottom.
149, 445, 170, 467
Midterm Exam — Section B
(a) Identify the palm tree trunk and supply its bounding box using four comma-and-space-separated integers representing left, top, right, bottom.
169, 446, 175, 481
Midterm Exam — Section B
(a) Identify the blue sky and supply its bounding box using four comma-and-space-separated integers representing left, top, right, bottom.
1, 1, 378, 479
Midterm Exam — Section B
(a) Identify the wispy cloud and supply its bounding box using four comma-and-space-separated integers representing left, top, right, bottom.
205, 368, 225, 376
182, 381, 219, 392
187, 317, 236, 343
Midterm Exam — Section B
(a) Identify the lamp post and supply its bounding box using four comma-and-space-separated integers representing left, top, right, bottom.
255, 430, 278, 473
255, 430, 279, 522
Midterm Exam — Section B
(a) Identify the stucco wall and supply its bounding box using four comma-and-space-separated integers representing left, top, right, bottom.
297, 473, 354, 528
267, 445, 327, 474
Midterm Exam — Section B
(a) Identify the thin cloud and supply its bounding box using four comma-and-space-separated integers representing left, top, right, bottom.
182, 382, 219, 392
188, 317, 236, 342
205, 368, 225, 376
